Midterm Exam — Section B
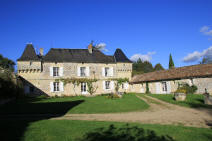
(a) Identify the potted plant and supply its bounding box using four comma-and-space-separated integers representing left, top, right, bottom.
174, 88, 186, 101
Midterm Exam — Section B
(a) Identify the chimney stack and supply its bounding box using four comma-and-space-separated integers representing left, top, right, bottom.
40, 48, 44, 56
88, 41, 93, 54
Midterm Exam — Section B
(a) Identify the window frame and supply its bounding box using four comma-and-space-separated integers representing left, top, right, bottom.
80, 67, 86, 77
161, 82, 167, 92
53, 67, 59, 77
105, 67, 109, 77
53, 82, 60, 92
105, 81, 110, 90
81, 82, 86, 92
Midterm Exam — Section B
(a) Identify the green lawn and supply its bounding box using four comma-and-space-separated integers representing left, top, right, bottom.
0, 94, 149, 114
148, 94, 212, 109
1, 119, 212, 141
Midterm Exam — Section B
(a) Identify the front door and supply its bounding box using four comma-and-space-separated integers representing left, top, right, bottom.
81, 82, 87, 94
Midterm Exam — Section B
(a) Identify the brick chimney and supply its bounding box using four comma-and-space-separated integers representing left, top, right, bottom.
88, 41, 93, 54
40, 48, 44, 56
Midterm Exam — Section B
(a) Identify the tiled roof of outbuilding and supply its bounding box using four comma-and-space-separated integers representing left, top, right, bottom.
17, 44, 40, 61
131, 64, 212, 83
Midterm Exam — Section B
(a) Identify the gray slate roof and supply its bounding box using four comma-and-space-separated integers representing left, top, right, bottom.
17, 44, 40, 61
114, 48, 132, 63
17, 45, 132, 63
43, 48, 115, 63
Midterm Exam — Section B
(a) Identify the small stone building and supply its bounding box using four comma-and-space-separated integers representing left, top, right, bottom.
131, 64, 212, 94
17, 43, 132, 96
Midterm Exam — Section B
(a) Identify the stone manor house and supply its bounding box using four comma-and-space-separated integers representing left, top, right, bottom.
17, 43, 132, 96
17, 43, 212, 96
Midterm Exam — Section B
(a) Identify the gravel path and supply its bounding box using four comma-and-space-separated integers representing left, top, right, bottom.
51, 95, 212, 128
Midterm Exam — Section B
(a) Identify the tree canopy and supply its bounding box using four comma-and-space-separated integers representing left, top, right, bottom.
169, 54, 175, 69
0, 54, 15, 72
154, 63, 165, 71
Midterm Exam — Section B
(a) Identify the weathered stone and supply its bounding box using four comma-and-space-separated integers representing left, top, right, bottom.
174, 93, 186, 101
204, 93, 212, 105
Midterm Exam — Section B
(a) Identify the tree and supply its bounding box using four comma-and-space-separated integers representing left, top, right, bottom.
0, 54, 15, 72
132, 59, 154, 75
199, 56, 212, 64
154, 63, 164, 71
169, 54, 175, 69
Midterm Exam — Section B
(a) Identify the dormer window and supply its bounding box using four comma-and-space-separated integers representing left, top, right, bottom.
53, 67, 59, 77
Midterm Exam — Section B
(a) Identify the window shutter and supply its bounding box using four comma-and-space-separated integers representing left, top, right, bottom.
86, 66, 90, 76
50, 82, 54, 92
50, 67, 53, 76
110, 67, 114, 76
156, 82, 160, 94
102, 81, 105, 90
60, 82, 64, 92
111, 81, 114, 90
77, 67, 80, 76
102, 67, 105, 77
124, 82, 129, 89
167, 82, 171, 93
59, 67, 63, 77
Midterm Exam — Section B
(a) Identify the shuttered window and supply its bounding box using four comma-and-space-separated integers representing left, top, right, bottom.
53, 67, 59, 77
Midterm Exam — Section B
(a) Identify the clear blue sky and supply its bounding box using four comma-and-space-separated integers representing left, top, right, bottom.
0, 0, 212, 69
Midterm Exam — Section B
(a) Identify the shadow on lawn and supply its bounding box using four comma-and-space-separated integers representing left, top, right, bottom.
0, 98, 84, 141
78, 124, 175, 141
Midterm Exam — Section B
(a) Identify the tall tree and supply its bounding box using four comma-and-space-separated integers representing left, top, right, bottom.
154, 63, 165, 71
169, 54, 175, 69
0, 54, 15, 72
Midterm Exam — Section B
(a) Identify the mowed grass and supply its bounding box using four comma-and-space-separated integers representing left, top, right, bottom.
1, 120, 212, 141
0, 94, 149, 114
148, 94, 212, 109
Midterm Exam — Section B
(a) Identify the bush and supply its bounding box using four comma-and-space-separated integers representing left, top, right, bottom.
0, 69, 23, 99
175, 83, 197, 94
106, 93, 121, 99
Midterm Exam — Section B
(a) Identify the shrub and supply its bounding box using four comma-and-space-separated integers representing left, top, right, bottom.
175, 83, 198, 94
106, 93, 121, 99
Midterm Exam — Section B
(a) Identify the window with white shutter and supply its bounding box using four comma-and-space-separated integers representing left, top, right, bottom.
59, 67, 63, 76
50, 67, 53, 76
53, 67, 59, 77
60, 82, 64, 92
102, 67, 105, 77
86, 66, 90, 76
50, 82, 54, 92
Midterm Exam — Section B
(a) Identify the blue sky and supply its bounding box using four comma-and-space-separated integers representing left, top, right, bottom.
0, 0, 212, 69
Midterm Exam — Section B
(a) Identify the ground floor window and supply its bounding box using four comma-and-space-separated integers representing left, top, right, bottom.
105, 81, 110, 89
53, 82, 59, 92
161, 82, 167, 92
81, 82, 86, 92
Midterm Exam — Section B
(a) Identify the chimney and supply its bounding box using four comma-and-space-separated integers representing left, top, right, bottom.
88, 41, 93, 54
40, 48, 44, 56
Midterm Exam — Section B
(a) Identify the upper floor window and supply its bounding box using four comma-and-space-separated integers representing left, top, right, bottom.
53, 82, 59, 91
53, 67, 59, 77
102, 67, 113, 77
105, 81, 110, 89
105, 67, 109, 77
161, 82, 167, 92
80, 67, 86, 76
